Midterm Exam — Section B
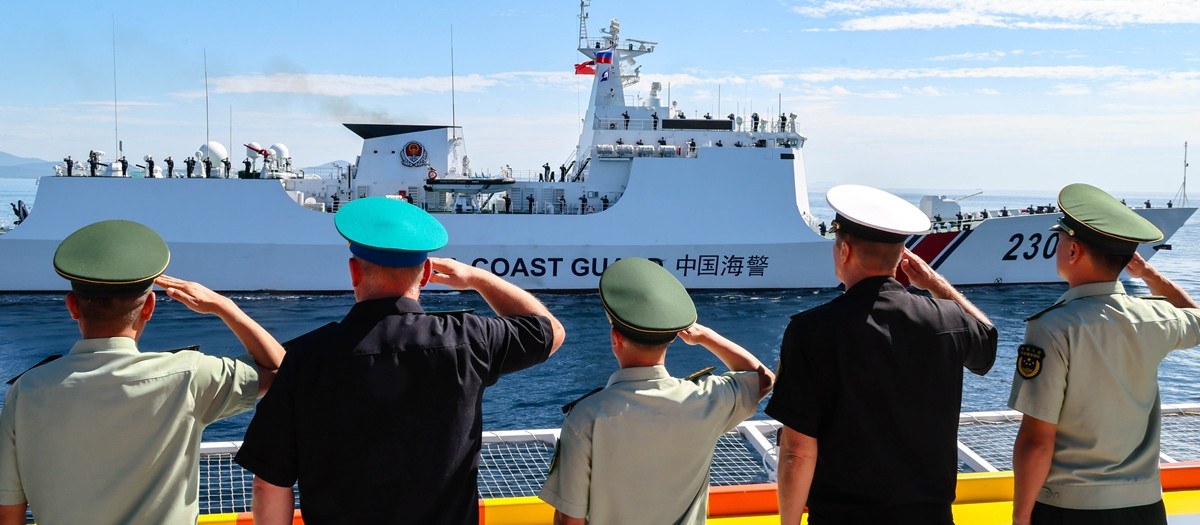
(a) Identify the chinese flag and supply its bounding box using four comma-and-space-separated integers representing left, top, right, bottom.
574, 60, 596, 75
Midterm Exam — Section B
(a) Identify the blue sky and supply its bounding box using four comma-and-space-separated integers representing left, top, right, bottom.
1, 0, 1198, 192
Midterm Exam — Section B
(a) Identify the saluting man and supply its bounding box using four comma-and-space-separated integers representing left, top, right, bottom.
235, 197, 565, 524
0, 220, 284, 525
767, 185, 997, 524
539, 258, 773, 524
1010, 183, 1200, 525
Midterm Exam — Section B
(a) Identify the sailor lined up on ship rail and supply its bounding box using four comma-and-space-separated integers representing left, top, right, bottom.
594, 112, 799, 134
56, 152, 297, 179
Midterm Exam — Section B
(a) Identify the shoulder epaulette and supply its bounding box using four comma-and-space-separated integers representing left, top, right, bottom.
684, 366, 717, 382
7, 354, 62, 385
1138, 295, 1169, 301
561, 387, 604, 414
1025, 302, 1065, 322
157, 344, 200, 354
425, 308, 476, 315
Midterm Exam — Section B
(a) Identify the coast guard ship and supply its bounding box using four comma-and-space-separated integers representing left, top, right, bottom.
0, 2, 1193, 292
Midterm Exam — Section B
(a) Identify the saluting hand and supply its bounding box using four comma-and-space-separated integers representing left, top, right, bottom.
900, 248, 943, 292
677, 323, 713, 346
154, 275, 232, 315
1125, 252, 1154, 280
427, 257, 479, 290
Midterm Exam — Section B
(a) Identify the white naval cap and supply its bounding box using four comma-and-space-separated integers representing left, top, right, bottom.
826, 184, 930, 243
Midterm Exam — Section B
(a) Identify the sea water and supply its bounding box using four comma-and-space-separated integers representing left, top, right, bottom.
0, 178, 1197, 442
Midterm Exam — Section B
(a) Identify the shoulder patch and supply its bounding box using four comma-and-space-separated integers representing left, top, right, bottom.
684, 366, 717, 382
1025, 302, 1065, 322
1016, 344, 1045, 379
7, 354, 62, 385
561, 387, 604, 414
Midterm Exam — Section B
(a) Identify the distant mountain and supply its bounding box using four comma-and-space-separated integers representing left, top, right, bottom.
305, 160, 353, 170
0, 151, 49, 167
0, 152, 56, 179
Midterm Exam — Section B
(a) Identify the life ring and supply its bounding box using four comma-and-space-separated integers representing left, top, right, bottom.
586, 205, 596, 214
427, 166, 438, 179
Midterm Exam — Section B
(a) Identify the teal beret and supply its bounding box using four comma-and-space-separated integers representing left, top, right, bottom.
334, 197, 448, 267
1052, 183, 1162, 255
600, 258, 697, 345
53, 220, 169, 297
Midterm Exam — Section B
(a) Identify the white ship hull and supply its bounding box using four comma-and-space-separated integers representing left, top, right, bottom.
0, 175, 1191, 292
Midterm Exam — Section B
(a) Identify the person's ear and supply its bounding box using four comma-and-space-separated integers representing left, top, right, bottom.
349, 257, 363, 287
66, 292, 80, 320
140, 291, 155, 322
419, 259, 433, 287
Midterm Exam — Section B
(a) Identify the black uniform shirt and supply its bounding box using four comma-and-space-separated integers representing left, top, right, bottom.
765, 276, 996, 523
235, 296, 554, 525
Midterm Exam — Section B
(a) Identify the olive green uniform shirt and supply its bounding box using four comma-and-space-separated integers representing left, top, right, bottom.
0, 337, 259, 524
539, 365, 760, 524
1008, 281, 1200, 510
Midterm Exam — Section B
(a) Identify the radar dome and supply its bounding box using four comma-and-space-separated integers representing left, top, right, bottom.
269, 143, 290, 160
245, 142, 263, 158
198, 141, 228, 162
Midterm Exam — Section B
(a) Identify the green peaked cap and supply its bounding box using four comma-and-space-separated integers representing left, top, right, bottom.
1053, 183, 1162, 255
599, 257, 696, 345
53, 220, 170, 297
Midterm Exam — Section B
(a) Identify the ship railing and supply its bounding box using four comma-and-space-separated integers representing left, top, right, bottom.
131, 403, 1200, 518
15, 404, 1200, 522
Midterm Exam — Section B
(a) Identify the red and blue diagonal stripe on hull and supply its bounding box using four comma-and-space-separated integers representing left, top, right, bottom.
897, 229, 974, 287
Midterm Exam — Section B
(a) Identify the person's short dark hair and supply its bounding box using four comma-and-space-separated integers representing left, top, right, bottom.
74, 292, 149, 328
835, 231, 903, 273
1073, 237, 1135, 276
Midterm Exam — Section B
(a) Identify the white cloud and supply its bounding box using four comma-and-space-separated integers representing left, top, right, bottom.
791, 0, 1200, 30
793, 65, 1143, 82
1050, 83, 1092, 95
842, 11, 1011, 31
928, 51, 1008, 61
1106, 72, 1200, 96
194, 72, 519, 98
903, 86, 946, 96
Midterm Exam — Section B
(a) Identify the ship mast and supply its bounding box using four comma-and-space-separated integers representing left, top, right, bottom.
1174, 141, 1189, 207
112, 17, 120, 161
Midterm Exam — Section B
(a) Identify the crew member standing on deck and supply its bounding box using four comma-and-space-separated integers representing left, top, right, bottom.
767, 185, 997, 524
234, 198, 565, 525
539, 258, 773, 524
0, 220, 284, 525
1009, 183, 1200, 525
